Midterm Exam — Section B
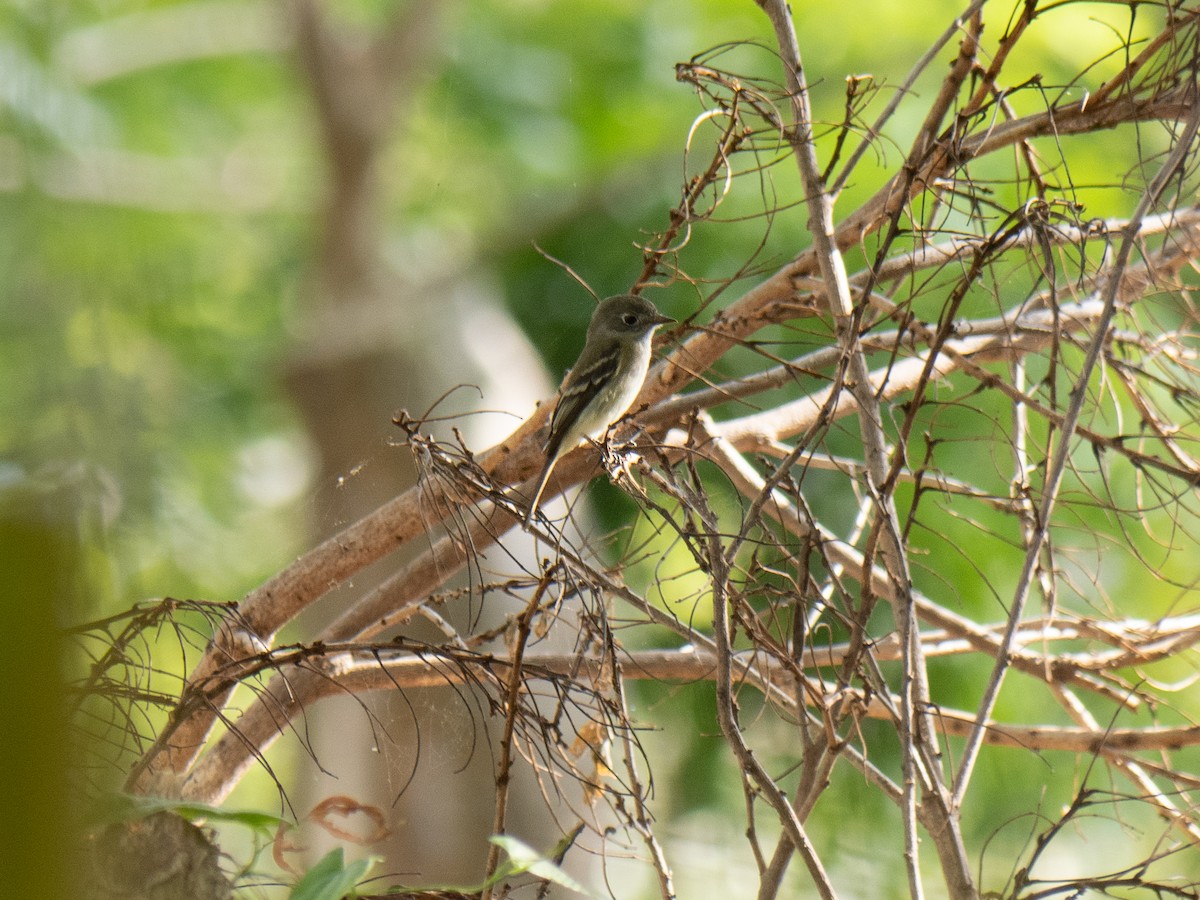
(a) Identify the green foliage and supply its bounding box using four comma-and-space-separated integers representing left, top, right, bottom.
291, 848, 377, 900
87, 793, 287, 836
479, 835, 592, 897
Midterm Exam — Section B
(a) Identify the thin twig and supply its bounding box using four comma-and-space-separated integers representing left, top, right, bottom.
953, 91, 1200, 807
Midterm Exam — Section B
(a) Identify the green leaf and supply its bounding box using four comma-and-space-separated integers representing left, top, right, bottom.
85, 793, 286, 834
380, 833, 592, 897
485, 835, 591, 896
290, 848, 376, 900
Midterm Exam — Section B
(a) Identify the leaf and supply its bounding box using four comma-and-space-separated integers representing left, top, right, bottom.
86, 793, 286, 834
486, 835, 591, 896
290, 848, 376, 900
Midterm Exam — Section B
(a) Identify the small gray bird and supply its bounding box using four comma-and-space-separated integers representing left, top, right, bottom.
525, 294, 673, 526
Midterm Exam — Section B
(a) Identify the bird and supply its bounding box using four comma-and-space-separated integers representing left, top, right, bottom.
524, 294, 674, 527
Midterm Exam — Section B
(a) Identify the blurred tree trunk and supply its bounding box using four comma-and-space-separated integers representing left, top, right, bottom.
282, 0, 560, 885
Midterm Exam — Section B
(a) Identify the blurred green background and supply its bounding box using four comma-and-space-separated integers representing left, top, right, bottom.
3, 0, 1195, 896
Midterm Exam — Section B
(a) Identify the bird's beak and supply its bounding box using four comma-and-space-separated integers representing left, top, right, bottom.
651, 314, 676, 326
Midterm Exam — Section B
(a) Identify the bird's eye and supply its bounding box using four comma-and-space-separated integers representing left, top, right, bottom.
622, 313, 638, 326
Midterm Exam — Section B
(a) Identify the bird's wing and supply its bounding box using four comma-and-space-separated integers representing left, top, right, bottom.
544, 347, 621, 459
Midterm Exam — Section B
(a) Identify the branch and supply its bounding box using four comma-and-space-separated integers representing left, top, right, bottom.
953, 91, 1200, 807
